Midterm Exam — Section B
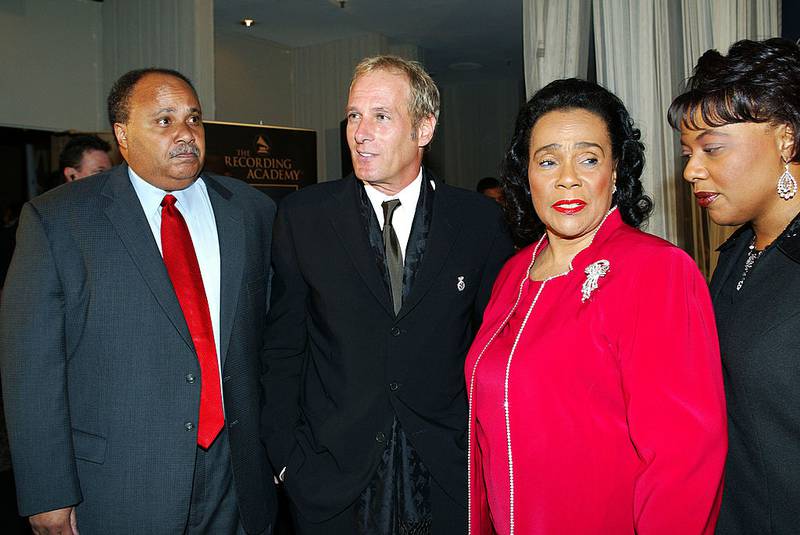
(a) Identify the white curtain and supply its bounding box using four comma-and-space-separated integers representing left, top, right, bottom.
522, 0, 780, 252
593, 0, 683, 243
680, 0, 780, 275
524, 0, 592, 98
683, 0, 780, 58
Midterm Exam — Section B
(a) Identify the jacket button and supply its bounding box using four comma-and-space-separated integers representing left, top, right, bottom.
185, 373, 196, 384
184, 421, 195, 431
390, 327, 401, 337
375, 431, 386, 443
389, 382, 399, 391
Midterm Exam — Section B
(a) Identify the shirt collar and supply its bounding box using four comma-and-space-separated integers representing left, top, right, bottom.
719, 210, 800, 265
127, 166, 206, 216
362, 168, 423, 212
536, 207, 625, 271
778, 212, 800, 264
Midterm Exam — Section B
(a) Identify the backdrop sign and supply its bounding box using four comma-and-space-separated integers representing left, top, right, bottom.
203, 120, 317, 202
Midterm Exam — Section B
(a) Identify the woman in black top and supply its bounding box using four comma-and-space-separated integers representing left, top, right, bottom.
669, 38, 800, 535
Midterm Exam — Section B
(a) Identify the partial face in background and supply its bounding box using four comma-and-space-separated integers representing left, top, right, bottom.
346, 69, 435, 193
482, 187, 505, 205
679, 113, 790, 226
528, 109, 616, 243
113, 73, 205, 191
65, 149, 112, 181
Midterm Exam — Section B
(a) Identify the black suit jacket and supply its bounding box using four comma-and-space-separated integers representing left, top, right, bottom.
711, 215, 800, 535
0, 165, 277, 534
261, 170, 513, 522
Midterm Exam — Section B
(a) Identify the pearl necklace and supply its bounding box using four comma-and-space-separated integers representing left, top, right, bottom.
466, 207, 616, 534
735, 236, 764, 292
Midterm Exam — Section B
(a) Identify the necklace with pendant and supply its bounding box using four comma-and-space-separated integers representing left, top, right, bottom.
735, 236, 765, 292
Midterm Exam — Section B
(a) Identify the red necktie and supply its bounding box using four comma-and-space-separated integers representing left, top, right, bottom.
160, 194, 223, 448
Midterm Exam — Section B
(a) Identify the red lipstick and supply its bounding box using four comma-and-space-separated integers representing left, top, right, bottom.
694, 191, 719, 208
552, 199, 587, 215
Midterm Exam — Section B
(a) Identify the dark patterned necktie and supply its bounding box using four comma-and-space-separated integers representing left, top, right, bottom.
382, 199, 403, 315
161, 194, 224, 448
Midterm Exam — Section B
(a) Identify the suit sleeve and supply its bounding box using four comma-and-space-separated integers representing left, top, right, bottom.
619, 249, 727, 534
261, 205, 306, 473
473, 208, 514, 326
0, 204, 82, 516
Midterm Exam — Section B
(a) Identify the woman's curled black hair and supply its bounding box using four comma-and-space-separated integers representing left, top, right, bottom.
501, 78, 653, 247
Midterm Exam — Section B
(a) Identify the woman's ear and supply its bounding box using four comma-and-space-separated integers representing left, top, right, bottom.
778, 123, 796, 162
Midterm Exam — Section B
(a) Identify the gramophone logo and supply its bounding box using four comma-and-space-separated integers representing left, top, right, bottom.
221, 132, 300, 182
255, 135, 271, 155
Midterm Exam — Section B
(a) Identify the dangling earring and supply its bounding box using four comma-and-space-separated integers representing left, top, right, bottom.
612, 184, 617, 195
777, 159, 798, 200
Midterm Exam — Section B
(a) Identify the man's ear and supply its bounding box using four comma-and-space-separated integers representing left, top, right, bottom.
114, 123, 128, 150
416, 115, 436, 148
63, 167, 78, 182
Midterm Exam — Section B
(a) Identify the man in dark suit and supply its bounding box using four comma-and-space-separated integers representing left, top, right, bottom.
262, 56, 514, 534
0, 68, 277, 534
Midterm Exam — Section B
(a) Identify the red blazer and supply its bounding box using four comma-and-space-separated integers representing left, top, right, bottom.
465, 209, 727, 534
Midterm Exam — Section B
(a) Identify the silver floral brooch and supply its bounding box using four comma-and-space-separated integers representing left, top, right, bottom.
581, 260, 610, 303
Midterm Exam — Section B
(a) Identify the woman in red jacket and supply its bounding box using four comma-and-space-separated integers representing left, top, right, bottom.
465, 78, 727, 534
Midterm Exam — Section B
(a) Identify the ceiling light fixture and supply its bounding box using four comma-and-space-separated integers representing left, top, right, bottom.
240, 18, 255, 27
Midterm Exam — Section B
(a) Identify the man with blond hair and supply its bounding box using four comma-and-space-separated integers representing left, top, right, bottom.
262, 55, 513, 534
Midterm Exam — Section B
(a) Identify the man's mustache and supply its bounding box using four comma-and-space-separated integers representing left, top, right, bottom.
169, 143, 200, 158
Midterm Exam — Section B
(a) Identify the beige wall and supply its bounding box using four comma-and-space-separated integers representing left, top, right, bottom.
0, 3, 522, 190
0, 0, 216, 132
215, 32, 294, 127
102, 0, 216, 121
0, 0, 104, 131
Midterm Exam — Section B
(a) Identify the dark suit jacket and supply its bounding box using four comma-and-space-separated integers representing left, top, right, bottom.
0, 165, 277, 534
711, 216, 800, 535
261, 171, 513, 522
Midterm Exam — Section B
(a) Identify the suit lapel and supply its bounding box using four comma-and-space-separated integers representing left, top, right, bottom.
398, 178, 459, 319
205, 176, 244, 368
101, 165, 193, 350
401, 174, 432, 300
327, 176, 395, 317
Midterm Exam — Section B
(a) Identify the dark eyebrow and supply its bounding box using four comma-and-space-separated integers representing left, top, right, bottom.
151, 106, 201, 116
695, 129, 730, 141
532, 141, 604, 157
575, 141, 604, 154
532, 142, 560, 156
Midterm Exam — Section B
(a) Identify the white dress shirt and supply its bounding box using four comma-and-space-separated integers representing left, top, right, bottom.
128, 168, 223, 389
363, 168, 424, 261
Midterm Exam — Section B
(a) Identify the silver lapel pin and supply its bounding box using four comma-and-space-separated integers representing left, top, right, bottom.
457, 276, 466, 292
